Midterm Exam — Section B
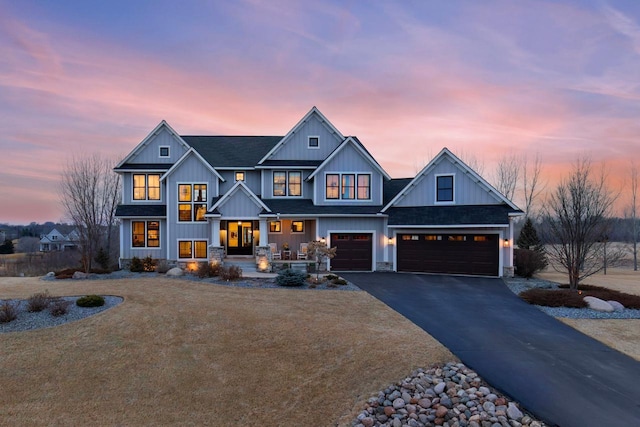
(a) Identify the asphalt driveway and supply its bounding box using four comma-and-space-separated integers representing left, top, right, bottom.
342, 273, 640, 427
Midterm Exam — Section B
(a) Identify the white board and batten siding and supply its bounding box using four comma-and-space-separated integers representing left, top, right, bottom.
120, 219, 166, 260
217, 191, 264, 218
268, 114, 343, 161
130, 127, 188, 164
395, 159, 499, 207
317, 217, 386, 262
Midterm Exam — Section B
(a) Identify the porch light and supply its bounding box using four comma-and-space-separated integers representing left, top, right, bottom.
388, 237, 393, 245
238, 221, 242, 225
503, 239, 510, 248
320, 237, 326, 244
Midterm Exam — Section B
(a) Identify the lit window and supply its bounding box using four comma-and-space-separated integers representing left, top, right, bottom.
273, 171, 302, 197
308, 136, 319, 148
325, 173, 371, 200
178, 240, 207, 259
291, 221, 304, 233
437, 175, 454, 202
133, 174, 161, 201
269, 221, 281, 233
178, 184, 207, 222
159, 147, 170, 157
235, 172, 245, 181
132, 221, 160, 248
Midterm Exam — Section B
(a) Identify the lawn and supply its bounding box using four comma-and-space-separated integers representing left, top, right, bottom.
0, 277, 454, 426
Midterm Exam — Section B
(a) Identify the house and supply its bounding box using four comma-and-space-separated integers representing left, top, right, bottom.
114, 107, 522, 277
39, 227, 79, 252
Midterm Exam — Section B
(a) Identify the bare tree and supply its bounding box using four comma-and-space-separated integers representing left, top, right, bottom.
522, 153, 545, 218
493, 152, 519, 200
59, 154, 121, 272
627, 160, 638, 271
542, 156, 622, 290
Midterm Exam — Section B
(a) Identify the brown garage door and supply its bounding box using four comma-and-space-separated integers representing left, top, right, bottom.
397, 234, 499, 276
330, 233, 373, 271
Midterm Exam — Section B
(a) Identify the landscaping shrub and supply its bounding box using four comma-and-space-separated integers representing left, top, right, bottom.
0, 300, 19, 323
76, 295, 105, 308
332, 278, 347, 286
196, 262, 221, 278
276, 269, 306, 287
514, 248, 548, 278
49, 298, 72, 317
325, 274, 339, 280
94, 247, 111, 271
557, 284, 640, 309
55, 267, 78, 279
27, 291, 52, 312
155, 259, 170, 274
129, 256, 144, 273
143, 256, 156, 272
219, 265, 242, 281
520, 285, 640, 309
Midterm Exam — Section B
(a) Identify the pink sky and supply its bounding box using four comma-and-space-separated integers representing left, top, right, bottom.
1, 0, 639, 224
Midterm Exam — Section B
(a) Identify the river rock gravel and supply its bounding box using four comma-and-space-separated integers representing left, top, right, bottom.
353, 362, 547, 427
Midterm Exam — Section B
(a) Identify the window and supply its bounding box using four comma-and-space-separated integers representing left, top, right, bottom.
291, 221, 304, 233
437, 175, 454, 202
273, 171, 302, 197
132, 221, 160, 247
269, 221, 281, 233
325, 173, 371, 200
178, 240, 207, 259
308, 136, 319, 148
159, 146, 170, 157
178, 184, 207, 222
235, 171, 245, 181
448, 235, 466, 241
133, 174, 161, 200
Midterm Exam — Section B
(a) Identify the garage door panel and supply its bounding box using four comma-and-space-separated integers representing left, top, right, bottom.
330, 233, 373, 271
398, 233, 498, 276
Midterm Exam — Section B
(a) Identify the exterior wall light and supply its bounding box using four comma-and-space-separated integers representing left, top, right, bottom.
503, 239, 510, 248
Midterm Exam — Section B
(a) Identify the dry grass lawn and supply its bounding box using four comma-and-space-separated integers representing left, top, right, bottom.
538, 268, 640, 361
0, 277, 454, 426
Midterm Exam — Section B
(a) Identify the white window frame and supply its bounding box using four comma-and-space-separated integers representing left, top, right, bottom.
177, 239, 208, 260
435, 173, 455, 204
324, 172, 372, 201
159, 146, 170, 158
308, 135, 320, 149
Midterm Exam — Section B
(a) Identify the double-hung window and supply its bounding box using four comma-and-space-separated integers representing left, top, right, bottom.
132, 221, 160, 247
178, 240, 207, 259
133, 174, 161, 201
326, 173, 371, 200
436, 175, 454, 202
178, 184, 207, 222
273, 171, 302, 197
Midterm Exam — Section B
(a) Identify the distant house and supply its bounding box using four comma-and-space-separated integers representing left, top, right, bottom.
114, 107, 523, 276
0, 230, 6, 243
39, 227, 79, 252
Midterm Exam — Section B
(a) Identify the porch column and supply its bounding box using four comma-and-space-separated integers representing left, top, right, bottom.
259, 218, 268, 246
211, 218, 221, 246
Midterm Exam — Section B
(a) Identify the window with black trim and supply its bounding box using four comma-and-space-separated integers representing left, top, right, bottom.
308, 136, 319, 148
133, 174, 161, 200
178, 240, 207, 259
269, 221, 281, 233
235, 172, 245, 181
291, 221, 304, 233
436, 175, 454, 202
159, 146, 170, 157
273, 171, 302, 197
325, 173, 371, 200
178, 184, 207, 222
132, 221, 160, 247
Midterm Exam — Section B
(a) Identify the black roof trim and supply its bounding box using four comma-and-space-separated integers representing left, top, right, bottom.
386, 204, 519, 226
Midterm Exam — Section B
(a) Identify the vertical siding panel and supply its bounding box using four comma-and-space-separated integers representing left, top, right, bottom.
270, 114, 342, 161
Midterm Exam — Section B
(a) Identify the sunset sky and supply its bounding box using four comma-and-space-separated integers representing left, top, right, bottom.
1, 0, 639, 224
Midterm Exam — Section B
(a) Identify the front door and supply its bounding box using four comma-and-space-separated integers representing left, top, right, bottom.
226, 221, 254, 255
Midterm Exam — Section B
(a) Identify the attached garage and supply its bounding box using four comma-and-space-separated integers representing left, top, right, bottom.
330, 233, 373, 271
397, 233, 499, 276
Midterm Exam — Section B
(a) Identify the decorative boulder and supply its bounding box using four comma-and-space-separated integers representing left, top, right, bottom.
45, 272, 55, 278
72, 271, 89, 280
166, 267, 184, 277
583, 296, 614, 312
607, 300, 625, 312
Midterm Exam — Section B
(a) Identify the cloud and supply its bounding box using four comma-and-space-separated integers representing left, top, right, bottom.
602, 3, 640, 55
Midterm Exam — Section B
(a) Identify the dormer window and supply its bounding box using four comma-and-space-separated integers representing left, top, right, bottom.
235, 172, 245, 182
159, 146, 170, 157
436, 175, 454, 202
308, 136, 319, 149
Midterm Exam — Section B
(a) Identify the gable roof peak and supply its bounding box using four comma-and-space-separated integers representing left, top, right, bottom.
115, 120, 190, 168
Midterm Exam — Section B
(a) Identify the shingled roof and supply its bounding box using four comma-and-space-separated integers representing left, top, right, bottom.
181, 136, 282, 168
386, 204, 516, 226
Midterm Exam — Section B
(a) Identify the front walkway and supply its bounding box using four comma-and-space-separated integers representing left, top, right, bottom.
342, 273, 640, 427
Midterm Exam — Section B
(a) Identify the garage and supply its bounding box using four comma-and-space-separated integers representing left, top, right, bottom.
330, 233, 373, 271
397, 233, 498, 276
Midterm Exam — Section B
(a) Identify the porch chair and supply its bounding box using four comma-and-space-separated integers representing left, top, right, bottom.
297, 242, 308, 260
269, 242, 282, 260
